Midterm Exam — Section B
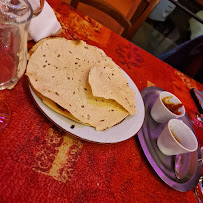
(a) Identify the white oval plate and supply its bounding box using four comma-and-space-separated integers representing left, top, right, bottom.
29, 71, 145, 143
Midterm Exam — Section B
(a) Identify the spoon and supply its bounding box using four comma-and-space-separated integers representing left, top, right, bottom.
174, 154, 183, 180
175, 147, 203, 180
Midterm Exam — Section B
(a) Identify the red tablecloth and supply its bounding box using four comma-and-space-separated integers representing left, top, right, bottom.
0, 0, 202, 202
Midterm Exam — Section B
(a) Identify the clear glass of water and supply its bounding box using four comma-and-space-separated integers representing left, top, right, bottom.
0, 0, 33, 130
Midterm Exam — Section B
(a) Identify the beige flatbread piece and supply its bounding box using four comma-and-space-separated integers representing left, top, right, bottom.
89, 58, 136, 115
26, 38, 129, 131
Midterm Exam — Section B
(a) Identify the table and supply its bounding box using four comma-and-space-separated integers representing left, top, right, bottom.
0, 0, 202, 202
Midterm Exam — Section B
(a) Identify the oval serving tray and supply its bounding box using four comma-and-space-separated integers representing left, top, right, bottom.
137, 86, 202, 192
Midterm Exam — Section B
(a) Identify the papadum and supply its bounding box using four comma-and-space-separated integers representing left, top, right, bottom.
88, 58, 136, 115
26, 38, 132, 131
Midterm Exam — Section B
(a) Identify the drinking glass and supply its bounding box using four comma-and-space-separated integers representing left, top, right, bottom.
0, 0, 33, 131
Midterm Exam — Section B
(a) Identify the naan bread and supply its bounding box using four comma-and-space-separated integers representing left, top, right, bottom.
26, 38, 129, 131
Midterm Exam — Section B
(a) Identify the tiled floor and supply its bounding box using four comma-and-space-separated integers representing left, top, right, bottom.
131, 19, 203, 84
130, 21, 177, 57
131, 0, 202, 57
130, 2, 203, 84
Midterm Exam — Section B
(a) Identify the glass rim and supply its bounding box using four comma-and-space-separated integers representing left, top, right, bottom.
0, 0, 33, 25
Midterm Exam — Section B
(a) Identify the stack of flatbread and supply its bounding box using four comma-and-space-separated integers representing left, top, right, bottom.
26, 37, 136, 131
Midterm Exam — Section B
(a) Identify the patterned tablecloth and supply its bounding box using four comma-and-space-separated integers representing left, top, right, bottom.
0, 0, 202, 202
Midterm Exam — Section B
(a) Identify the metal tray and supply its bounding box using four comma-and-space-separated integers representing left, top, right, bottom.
137, 86, 202, 192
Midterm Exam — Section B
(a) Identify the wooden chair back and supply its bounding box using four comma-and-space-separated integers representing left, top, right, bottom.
63, 0, 160, 40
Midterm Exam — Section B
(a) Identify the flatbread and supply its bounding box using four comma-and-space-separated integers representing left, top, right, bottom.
89, 58, 136, 115
30, 83, 84, 124
26, 38, 129, 131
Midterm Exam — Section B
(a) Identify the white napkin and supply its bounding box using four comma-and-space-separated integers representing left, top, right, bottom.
28, 1, 62, 42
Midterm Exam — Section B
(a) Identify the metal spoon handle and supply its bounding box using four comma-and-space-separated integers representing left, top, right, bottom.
174, 154, 182, 180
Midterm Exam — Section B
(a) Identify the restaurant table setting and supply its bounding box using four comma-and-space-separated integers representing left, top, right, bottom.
0, 0, 203, 202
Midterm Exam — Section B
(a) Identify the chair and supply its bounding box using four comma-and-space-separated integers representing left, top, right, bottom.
63, 0, 160, 40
